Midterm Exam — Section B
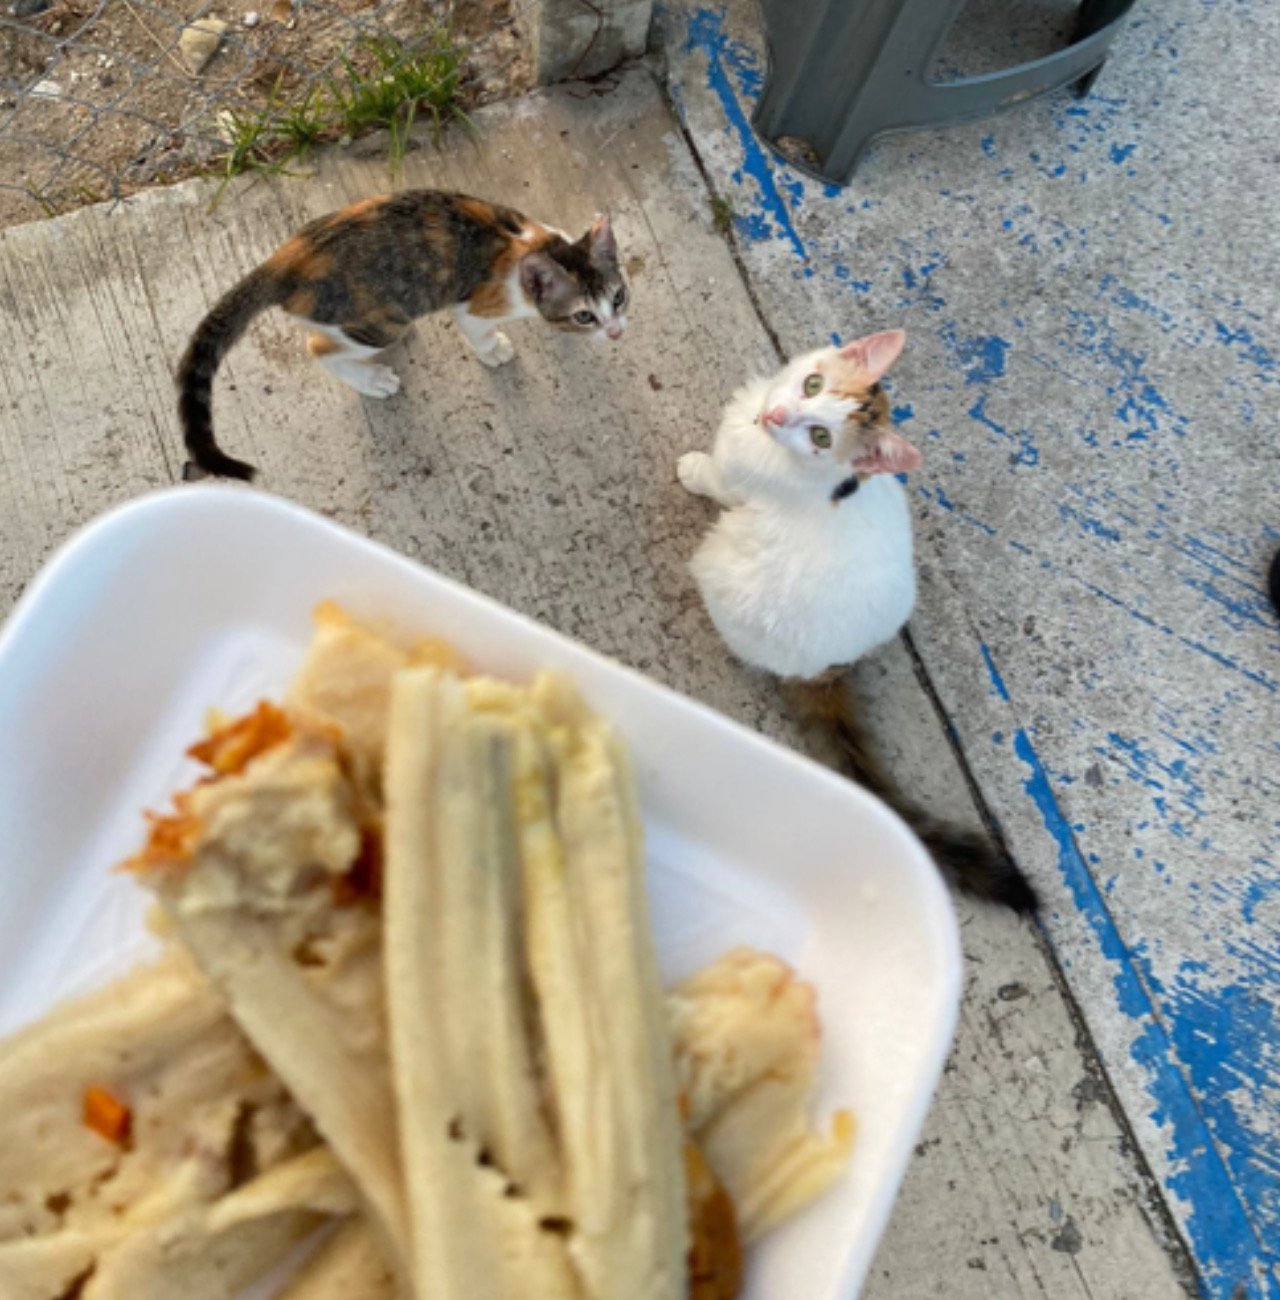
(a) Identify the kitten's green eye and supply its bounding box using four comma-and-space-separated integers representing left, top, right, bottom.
574, 309, 597, 325
809, 426, 832, 449
613, 288, 628, 310
803, 373, 823, 397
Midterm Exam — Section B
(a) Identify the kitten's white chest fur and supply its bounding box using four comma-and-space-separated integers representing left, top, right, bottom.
681, 375, 916, 680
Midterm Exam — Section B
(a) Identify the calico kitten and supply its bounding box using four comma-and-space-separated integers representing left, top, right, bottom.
679, 331, 1038, 913
177, 190, 628, 481
677, 331, 920, 679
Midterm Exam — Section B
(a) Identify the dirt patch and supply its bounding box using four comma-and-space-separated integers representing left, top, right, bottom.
0, 0, 531, 229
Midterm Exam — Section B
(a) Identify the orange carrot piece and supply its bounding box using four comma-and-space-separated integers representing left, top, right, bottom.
118, 792, 202, 875
83, 1086, 132, 1146
188, 701, 292, 776
121, 702, 293, 876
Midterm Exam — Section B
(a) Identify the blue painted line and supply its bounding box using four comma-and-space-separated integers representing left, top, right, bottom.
980, 644, 1011, 702
980, 647, 1280, 1299
681, 9, 807, 260
1081, 582, 1278, 694
1178, 636, 1277, 694
1176, 534, 1262, 581
1181, 574, 1280, 642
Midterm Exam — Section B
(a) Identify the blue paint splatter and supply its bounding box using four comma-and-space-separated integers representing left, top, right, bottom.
1067, 307, 1188, 439
1132, 964, 1280, 1297
682, 10, 807, 260
959, 335, 1010, 385
1084, 582, 1278, 694
1103, 732, 1206, 815
1180, 636, 1278, 693
976, 649, 1280, 1299
1235, 873, 1280, 926
917, 485, 997, 536
968, 393, 1040, 466
1181, 573, 1280, 642
1110, 142, 1137, 164
1100, 274, 1176, 328
1058, 502, 1122, 543
1215, 321, 1277, 378
831, 264, 873, 292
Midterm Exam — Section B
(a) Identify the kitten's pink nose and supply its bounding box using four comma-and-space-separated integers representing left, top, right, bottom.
606, 323, 624, 340
763, 407, 786, 427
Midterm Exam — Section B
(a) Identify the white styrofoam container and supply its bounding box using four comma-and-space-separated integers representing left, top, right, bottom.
0, 487, 960, 1300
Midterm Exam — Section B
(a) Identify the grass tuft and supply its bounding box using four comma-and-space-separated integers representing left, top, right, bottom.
210, 28, 470, 204
709, 194, 734, 237
26, 184, 57, 218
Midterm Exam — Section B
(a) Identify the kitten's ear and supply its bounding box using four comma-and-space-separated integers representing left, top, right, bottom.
853, 428, 921, 477
585, 212, 618, 264
839, 329, 906, 382
520, 251, 574, 307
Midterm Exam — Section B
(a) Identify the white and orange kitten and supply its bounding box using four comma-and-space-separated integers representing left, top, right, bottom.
677, 330, 921, 680
677, 330, 1040, 914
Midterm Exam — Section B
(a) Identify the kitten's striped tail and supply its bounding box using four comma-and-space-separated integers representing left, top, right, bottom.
785, 675, 1040, 915
176, 267, 284, 481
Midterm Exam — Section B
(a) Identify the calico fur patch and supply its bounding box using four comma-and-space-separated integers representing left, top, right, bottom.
176, 189, 627, 481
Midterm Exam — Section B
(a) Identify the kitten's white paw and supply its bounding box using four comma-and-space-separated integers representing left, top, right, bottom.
352, 364, 402, 399
478, 332, 515, 368
677, 452, 713, 495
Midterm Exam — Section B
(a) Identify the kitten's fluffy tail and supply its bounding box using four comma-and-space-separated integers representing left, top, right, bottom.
176, 268, 284, 481
785, 675, 1040, 915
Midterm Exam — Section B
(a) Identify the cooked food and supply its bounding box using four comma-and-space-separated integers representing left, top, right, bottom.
273, 1219, 399, 1300
0, 947, 355, 1300
669, 949, 855, 1241
286, 601, 463, 802
0, 604, 852, 1300
126, 711, 411, 1276
384, 668, 687, 1300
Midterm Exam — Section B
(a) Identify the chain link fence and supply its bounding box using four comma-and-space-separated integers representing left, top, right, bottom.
0, 0, 530, 227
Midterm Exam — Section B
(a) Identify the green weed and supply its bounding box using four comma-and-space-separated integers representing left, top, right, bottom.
211, 29, 470, 203
209, 104, 300, 206
26, 184, 57, 218
272, 82, 330, 160
709, 194, 735, 236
